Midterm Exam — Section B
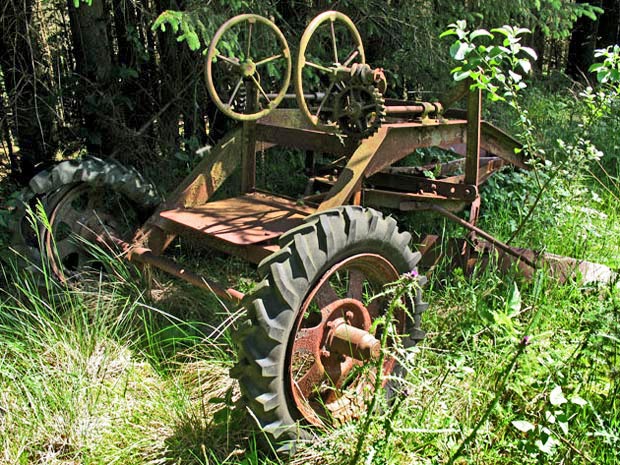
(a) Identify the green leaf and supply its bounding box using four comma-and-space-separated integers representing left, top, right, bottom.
439, 30, 457, 39
470, 29, 493, 40
512, 420, 535, 432
521, 47, 538, 60
454, 70, 471, 81
450, 41, 471, 61
491, 26, 510, 37
519, 59, 532, 74
509, 70, 523, 83
550, 385, 567, 406
582, 9, 597, 20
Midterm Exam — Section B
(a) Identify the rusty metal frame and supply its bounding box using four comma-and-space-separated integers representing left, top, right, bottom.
120, 70, 531, 304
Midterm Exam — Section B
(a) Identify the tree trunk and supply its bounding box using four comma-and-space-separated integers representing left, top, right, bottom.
0, 0, 55, 180
567, 0, 602, 80
0, 86, 18, 175
597, 0, 620, 48
67, 0, 117, 155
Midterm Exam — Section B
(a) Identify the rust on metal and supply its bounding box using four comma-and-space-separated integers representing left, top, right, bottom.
159, 192, 312, 245
318, 127, 389, 211
481, 122, 527, 169
430, 205, 537, 269
367, 172, 478, 201
330, 321, 381, 360
364, 121, 467, 176
131, 247, 245, 303
256, 108, 357, 155
241, 87, 259, 193
465, 86, 482, 186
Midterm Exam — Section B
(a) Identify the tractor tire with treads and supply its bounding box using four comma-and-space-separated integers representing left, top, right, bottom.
232, 206, 428, 453
5, 156, 159, 277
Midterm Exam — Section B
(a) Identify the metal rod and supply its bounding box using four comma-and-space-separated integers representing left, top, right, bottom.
265, 92, 325, 101
385, 105, 425, 115
129, 247, 245, 303
430, 205, 537, 269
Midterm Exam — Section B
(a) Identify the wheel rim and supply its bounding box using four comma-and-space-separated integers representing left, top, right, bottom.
205, 14, 292, 121
286, 253, 406, 426
295, 11, 366, 130
45, 184, 139, 281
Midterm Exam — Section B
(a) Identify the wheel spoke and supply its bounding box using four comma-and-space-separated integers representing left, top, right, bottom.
343, 48, 360, 67
330, 19, 339, 64
86, 190, 104, 211
294, 326, 323, 352
58, 205, 83, 226
249, 74, 271, 104
255, 53, 283, 67
54, 237, 79, 261
246, 20, 253, 59
346, 269, 365, 300
367, 300, 381, 319
305, 61, 332, 73
216, 54, 241, 68
227, 77, 244, 107
314, 281, 340, 311
292, 359, 325, 401
315, 81, 335, 117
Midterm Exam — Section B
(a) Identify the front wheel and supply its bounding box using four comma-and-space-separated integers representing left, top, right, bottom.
232, 206, 427, 452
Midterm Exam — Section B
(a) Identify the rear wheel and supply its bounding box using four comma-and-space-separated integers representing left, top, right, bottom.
6, 157, 159, 280
233, 206, 427, 452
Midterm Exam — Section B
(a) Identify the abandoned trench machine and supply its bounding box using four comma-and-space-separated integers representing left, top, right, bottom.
12, 12, 540, 450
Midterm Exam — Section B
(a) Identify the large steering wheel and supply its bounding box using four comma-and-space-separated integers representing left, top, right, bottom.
206, 14, 291, 121
294, 11, 366, 130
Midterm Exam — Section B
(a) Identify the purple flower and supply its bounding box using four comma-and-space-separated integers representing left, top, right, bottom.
521, 335, 531, 346
403, 269, 419, 280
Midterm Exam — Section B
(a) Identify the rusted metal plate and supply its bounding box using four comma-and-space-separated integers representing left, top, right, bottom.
481, 122, 527, 169
159, 192, 313, 245
365, 121, 468, 176
318, 127, 389, 211
366, 172, 478, 201
363, 188, 469, 212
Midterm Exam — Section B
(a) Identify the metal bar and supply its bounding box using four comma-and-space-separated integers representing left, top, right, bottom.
465, 85, 482, 186
130, 247, 245, 303
385, 104, 425, 115
429, 205, 537, 269
318, 127, 389, 211
242, 84, 258, 193
265, 92, 325, 101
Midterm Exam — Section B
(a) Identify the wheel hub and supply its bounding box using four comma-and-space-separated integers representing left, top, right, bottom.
288, 253, 405, 427
241, 59, 256, 77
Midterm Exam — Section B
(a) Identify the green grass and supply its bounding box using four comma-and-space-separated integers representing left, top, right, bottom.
1, 81, 619, 464
1, 198, 617, 464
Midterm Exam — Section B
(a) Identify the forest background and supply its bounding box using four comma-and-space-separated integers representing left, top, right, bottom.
0, 0, 618, 182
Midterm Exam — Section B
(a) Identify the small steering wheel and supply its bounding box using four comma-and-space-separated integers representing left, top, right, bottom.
295, 11, 366, 130
206, 14, 292, 121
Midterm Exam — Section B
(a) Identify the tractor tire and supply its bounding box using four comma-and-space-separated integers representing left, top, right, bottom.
5, 156, 160, 276
232, 206, 428, 453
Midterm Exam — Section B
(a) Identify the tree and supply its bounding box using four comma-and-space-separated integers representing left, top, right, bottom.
0, 0, 56, 179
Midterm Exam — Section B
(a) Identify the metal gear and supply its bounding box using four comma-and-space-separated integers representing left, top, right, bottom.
332, 84, 386, 139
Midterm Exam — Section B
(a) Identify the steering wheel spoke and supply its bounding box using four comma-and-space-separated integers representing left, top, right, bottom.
295, 11, 366, 131
206, 14, 291, 121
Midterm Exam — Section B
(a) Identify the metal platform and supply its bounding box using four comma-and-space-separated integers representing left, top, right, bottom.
159, 192, 314, 246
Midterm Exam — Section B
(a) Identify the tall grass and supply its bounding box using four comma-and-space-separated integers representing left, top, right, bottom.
0, 247, 259, 464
